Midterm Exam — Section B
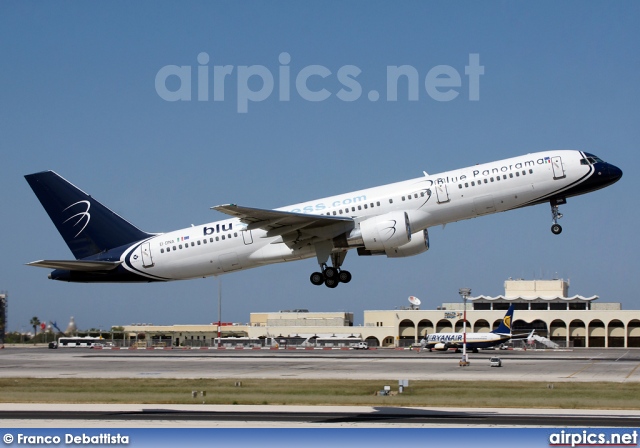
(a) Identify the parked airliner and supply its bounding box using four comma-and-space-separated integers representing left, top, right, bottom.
25, 150, 622, 287
422, 305, 515, 352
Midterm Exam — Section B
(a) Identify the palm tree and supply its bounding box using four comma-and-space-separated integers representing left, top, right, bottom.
30, 316, 41, 339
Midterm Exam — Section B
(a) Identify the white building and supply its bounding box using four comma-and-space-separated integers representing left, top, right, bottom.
121, 279, 640, 348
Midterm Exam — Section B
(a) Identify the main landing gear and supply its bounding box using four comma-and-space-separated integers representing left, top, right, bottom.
310, 265, 352, 288
310, 250, 352, 288
550, 198, 566, 235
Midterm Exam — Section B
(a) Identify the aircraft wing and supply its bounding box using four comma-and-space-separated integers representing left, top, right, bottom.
212, 204, 354, 239
26, 260, 122, 271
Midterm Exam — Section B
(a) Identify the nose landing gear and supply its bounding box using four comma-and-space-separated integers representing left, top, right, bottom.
550, 198, 566, 235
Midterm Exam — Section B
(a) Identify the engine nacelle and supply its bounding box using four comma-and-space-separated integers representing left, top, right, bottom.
356, 229, 429, 258
385, 229, 429, 258
432, 343, 448, 351
359, 211, 411, 251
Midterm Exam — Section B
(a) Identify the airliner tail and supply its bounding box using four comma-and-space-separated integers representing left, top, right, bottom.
25, 171, 152, 259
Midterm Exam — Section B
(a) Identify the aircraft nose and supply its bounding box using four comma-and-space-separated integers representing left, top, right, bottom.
607, 163, 623, 183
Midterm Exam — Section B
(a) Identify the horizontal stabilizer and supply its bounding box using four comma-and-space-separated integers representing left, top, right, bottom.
26, 260, 122, 271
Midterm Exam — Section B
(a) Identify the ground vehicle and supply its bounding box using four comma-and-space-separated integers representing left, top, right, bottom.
55, 336, 105, 348
352, 342, 369, 350
489, 357, 502, 367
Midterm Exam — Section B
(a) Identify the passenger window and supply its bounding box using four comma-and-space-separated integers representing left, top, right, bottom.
389, 199, 393, 204
465, 182, 469, 187
234, 232, 238, 237
377, 201, 380, 206
496, 176, 500, 181
179, 244, 183, 249
222, 235, 225, 240
364, 204, 368, 209
490, 177, 494, 182
166, 247, 170, 252
484, 179, 488, 183
173, 246, 176, 250
509, 173, 513, 178
203, 239, 207, 244
161, 248, 165, 253
402, 196, 405, 201
332, 211, 336, 215
197, 240, 201, 245
529, 169, 533, 174
522, 170, 526, 175
191, 242, 195, 246
516, 172, 519, 177
358, 205, 362, 210
352, 207, 355, 212
370, 203, 374, 207
471, 181, 475, 186
458, 184, 462, 189
215, 237, 219, 241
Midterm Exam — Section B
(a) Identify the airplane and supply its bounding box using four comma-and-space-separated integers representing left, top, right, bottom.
422, 304, 515, 352
24, 150, 622, 287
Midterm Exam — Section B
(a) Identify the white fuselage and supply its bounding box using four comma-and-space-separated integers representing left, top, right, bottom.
425, 332, 509, 350
121, 150, 597, 281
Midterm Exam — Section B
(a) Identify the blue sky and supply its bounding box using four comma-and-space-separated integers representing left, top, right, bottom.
1, 2, 638, 332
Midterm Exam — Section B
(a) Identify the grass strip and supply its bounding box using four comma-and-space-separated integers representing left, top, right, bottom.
1, 378, 639, 409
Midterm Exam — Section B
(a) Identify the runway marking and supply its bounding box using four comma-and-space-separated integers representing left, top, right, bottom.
615, 351, 630, 362
566, 361, 597, 378
625, 363, 640, 380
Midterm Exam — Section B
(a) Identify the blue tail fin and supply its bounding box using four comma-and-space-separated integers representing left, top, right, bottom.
491, 304, 515, 335
25, 171, 152, 259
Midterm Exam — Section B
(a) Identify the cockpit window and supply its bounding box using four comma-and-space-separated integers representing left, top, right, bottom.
580, 155, 605, 165
583, 153, 605, 165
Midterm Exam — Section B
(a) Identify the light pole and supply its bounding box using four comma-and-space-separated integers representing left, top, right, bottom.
217, 277, 222, 348
459, 288, 471, 365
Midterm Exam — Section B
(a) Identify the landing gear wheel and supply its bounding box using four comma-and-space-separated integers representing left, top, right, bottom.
338, 270, 352, 284
550, 201, 564, 235
324, 277, 338, 288
323, 266, 337, 279
310, 272, 324, 286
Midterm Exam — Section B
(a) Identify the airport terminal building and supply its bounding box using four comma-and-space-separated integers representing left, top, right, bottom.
121, 279, 640, 349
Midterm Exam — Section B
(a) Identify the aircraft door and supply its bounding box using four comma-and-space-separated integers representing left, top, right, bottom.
552, 156, 565, 179
141, 242, 154, 268
242, 230, 253, 245
435, 183, 450, 204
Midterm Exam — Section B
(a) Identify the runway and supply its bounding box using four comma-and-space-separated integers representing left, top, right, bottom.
2, 347, 640, 427
2, 404, 640, 428
1, 346, 640, 382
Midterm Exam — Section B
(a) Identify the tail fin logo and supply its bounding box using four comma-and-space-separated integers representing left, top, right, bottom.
62, 200, 91, 238
503, 315, 511, 330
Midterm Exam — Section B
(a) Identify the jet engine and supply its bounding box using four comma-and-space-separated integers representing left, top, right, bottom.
354, 229, 430, 258
384, 229, 429, 258
334, 211, 411, 252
